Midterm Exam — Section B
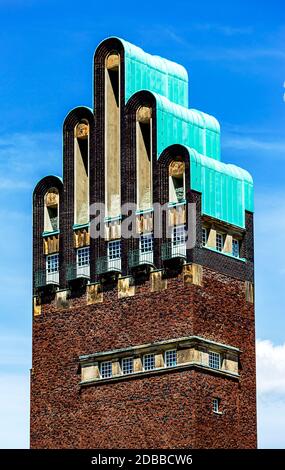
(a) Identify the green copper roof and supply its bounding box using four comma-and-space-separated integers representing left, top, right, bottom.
99, 37, 189, 106
100, 36, 253, 227
188, 148, 253, 228
153, 93, 220, 160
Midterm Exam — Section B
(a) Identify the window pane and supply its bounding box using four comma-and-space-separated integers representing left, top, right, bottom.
213, 398, 220, 413
140, 233, 153, 253
46, 254, 59, 273
108, 240, 121, 260
202, 227, 208, 247
165, 350, 177, 367
173, 225, 185, 246
121, 357, 133, 375
100, 361, 112, 379
77, 247, 90, 266
216, 233, 224, 252
209, 351, 220, 370
143, 354, 155, 371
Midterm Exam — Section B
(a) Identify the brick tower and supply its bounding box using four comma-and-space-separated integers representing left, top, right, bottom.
31, 37, 256, 448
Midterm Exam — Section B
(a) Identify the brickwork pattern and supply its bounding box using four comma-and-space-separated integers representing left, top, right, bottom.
30, 267, 256, 448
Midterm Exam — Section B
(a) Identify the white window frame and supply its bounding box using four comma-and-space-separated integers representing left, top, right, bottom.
171, 225, 186, 258
121, 357, 133, 375
172, 225, 185, 246
108, 240, 121, 260
100, 361, 112, 379
140, 233, 153, 253
139, 232, 153, 264
46, 253, 59, 284
143, 353, 155, 371
76, 246, 90, 278
165, 349, 177, 368
209, 351, 221, 370
77, 247, 90, 267
213, 397, 220, 413
107, 239, 121, 271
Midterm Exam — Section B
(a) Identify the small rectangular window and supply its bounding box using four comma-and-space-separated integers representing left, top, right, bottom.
77, 247, 90, 267
108, 240, 121, 260
216, 233, 224, 252
140, 233, 153, 253
202, 227, 208, 247
46, 254, 59, 273
165, 349, 177, 367
209, 351, 221, 370
143, 353, 155, 371
232, 238, 240, 258
100, 361, 112, 379
121, 357, 133, 375
213, 397, 220, 413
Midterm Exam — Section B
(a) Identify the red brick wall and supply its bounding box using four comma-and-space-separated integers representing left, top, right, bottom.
30, 267, 256, 448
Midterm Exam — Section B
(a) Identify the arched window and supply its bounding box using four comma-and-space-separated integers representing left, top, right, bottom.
136, 106, 152, 211
44, 188, 59, 232
169, 161, 185, 204
105, 52, 120, 218
74, 120, 89, 225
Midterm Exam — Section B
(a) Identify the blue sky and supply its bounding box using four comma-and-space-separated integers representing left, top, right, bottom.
0, 0, 284, 448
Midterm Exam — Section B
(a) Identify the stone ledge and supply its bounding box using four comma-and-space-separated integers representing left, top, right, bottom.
79, 335, 240, 386
79, 335, 240, 362
80, 361, 239, 387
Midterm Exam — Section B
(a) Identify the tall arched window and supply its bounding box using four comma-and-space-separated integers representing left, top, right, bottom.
105, 52, 120, 218
136, 106, 152, 211
44, 188, 59, 232
74, 120, 89, 225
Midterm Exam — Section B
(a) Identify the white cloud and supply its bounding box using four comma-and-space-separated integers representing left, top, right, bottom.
256, 339, 285, 448
257, 339, 285, 396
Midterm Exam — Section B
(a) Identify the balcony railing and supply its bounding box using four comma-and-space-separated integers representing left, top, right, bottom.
96, 256, 121, 275
66, 263, 90, 282
34, 270, 59, 288
77, 264, 90, 278
34, 270, 46, 289
128, 249, 154, 269
46, 270, 59, 285
161, 241, 186, 261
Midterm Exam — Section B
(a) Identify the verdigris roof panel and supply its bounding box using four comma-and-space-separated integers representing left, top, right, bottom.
188, 147, 253, 228
97, 37, 189, 106
152, 93, 221, 160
